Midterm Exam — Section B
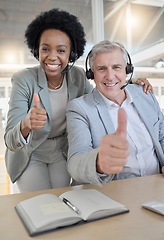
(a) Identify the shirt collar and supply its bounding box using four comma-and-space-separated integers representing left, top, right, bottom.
97, 88, 133, 109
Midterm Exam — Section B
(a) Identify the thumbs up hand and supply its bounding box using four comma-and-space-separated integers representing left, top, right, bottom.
162, 166, 164, 175
96, 108, 129, 175
115, 108, 127, 138
33, 92, 40, 109
21, 93, 47, 138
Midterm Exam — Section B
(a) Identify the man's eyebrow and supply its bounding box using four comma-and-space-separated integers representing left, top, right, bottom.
113, 64, 124, 67
96, 65, 106, 68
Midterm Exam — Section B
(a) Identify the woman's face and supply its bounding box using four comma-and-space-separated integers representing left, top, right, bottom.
39, 29, 71, 81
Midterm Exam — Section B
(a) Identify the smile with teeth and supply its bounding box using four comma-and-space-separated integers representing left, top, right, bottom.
104, 82, 118, 87
46, 64, 60, 69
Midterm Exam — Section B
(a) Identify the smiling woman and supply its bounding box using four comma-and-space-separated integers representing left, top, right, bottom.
39, 29, 71, 88
4, 8, 93, 193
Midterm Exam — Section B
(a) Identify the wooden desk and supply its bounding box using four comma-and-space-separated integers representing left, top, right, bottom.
0, 174, 164, 240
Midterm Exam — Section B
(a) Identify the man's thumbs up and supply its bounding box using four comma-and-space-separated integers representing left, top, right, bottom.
115, 108, 127, 138
33, 93, 40, 108
96, 108, 129, 175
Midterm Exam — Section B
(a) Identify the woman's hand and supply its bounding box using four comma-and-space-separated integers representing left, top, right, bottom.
20, 93, 47, 139
134, 78, 154, 94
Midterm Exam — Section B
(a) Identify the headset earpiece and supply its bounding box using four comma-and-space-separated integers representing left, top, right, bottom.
68, 35, 78, 63
121, 50, 134, 90
32, 49, 39, 59
69, 51, 78, 63
85, 50, 94, 79
61, 37, 78, 74
86, 68, 94, 79
125, 52, 134, 74
126, 63, 134, 74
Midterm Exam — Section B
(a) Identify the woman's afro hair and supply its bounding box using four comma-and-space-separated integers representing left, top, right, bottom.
25, 8, 86, 59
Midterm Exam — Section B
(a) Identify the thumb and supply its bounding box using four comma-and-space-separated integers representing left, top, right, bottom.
33, 93, 40, 108
115, 108, 127, 138
162, 166, 164, 175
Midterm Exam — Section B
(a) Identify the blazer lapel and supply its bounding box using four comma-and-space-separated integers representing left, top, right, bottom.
66, 71, 78, 101
37, 66, 51, 120
93, 89, 115, 135
130, 88, 157, 141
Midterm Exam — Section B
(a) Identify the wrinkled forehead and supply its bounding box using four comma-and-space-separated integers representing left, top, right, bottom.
91, 47, 128, 69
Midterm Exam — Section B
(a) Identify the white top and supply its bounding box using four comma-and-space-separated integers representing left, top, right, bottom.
48, 76, 68, 138
99, 89, 159, 180
20, 76, 68, 143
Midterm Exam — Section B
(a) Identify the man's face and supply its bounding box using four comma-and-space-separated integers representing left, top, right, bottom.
93, 48, 127, 105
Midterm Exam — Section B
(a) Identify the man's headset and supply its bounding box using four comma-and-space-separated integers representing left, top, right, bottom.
32, 35, 78, 74
85, 48, 134, 90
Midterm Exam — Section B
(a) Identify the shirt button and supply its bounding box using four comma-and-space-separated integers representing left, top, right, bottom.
17, 143, 21, 147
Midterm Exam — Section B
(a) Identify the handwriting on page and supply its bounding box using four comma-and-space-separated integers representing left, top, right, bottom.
40, 202, 71, 216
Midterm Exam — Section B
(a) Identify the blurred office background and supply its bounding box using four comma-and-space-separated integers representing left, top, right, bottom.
0, 0, 164, 194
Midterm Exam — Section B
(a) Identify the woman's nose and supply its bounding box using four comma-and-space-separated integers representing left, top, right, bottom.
48, 51, 58, 60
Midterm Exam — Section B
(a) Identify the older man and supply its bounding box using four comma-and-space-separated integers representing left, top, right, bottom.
66, 40, 164, 186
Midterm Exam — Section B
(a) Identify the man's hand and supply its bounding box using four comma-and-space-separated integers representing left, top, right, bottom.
162, 166, 164, 175
21, 93, 47, 138
96, 108, 129, 175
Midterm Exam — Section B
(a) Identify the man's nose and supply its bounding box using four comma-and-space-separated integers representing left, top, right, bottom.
106, 68, 114, 80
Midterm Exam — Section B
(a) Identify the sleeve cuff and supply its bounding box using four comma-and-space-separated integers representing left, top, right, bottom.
20, 131, 31, 144
97, 172, 114, 183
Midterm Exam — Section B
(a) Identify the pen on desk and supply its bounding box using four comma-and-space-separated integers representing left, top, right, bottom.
62, 198, 80, 214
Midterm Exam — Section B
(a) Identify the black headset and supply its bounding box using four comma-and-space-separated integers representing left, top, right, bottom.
32, 34, 78, 74
62, 35, 78, 73
69, 38, 78, 63
85, 48, 134, 80
85, 50, 94, 80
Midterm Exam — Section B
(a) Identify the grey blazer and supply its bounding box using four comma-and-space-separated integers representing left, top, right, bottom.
66, 85, 164, 186
4, 65, 93, 183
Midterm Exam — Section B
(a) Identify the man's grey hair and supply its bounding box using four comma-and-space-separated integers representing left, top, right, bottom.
89, 40, 129, 70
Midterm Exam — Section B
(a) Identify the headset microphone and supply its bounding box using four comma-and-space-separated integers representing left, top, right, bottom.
120, 79, 131, 90
120, 52, 134, 90
61, 38, 78, 74
120, 73, 133, 90
61, 61, 76, 74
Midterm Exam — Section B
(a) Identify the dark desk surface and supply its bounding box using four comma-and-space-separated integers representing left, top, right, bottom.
1, 174, 164, 240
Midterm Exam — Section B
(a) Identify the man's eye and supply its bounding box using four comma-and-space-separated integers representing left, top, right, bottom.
98, 67, 105, 71
114, 66, 121, 70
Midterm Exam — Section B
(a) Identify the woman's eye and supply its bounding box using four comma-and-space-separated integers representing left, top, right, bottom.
58, 49, 65, 53
42, 48, 49, 52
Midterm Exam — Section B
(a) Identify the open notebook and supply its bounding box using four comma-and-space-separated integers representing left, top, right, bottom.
15, 189, 129, 236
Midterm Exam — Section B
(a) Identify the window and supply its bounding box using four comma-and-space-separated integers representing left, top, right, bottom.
0, 87, 5, 98
161, 87, 164, 113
